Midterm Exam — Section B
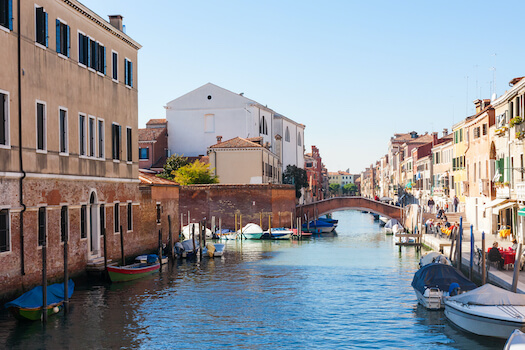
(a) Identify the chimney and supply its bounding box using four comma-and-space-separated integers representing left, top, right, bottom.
473, 99, 483, 113
108, 15, 123, 31
432, 132, 438, 144
443, 128, 448, 137
216, 135, 222, 143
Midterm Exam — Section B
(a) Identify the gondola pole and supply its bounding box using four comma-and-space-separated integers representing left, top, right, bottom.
168, 215, 174, 260
64, 227, 69, 313
158, 229, 163, 272
512, 243, 522, 292
469, 225, 474, 280
482, 232, 486, 285
42, 231, 47, 323
120, 224, 125, 266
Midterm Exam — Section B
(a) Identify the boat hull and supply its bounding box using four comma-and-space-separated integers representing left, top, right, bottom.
414, 288, 444, 310
302, 226, 334, 233
444, 300, 525, 339
107, 263, 160, 282
8, 303, 62, 321
241, 232, 263, 240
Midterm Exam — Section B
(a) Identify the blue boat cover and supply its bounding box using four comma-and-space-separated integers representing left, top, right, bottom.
5, 279, 74, 309
301, 220, 334, 228
411, 263, 476, 295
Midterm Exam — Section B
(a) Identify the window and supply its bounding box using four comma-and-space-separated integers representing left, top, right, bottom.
80, 205, 87, 239
285, 127, 290, 142
0, 91, 8, 147
0, 209, 9, 252
112, 51, 118, 81
112, 123, 121, 160
60, 206, 68, 242
482, 123, 487, 136
88, 116, 95, 157
35, 6, 48, 47
124, 58, 133, 87
59, 108, 67, 154
297, 132, 302, 146
0, 0, 12, 30
38, 207, 46, 246
55, 19, 70, 57
156, 204, 161, 224
114, 203, 120, 233
100, 204, 105, 236
126, 127, 132, 162
139, 147, 149, 160
89, 40, 106, 74
98, 119, 104, 158
78, 32, 88, 65
204, 114, 215, 132
79, 114, 86, 156
127, 202, 132, 231
259, 116, 268, 135
36, 102, 46, 151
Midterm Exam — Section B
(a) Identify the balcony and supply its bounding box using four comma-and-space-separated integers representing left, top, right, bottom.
517, 182, 525, 201
495, 183, 510, 199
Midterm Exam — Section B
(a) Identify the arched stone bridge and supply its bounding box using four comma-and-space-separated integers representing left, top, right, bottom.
296, 197, 403, 220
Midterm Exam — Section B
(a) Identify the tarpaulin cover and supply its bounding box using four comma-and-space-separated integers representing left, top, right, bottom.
5, 279, 74, 309
411, 264, 476, 296
302, 220, 334, 228
448, 283, 525, 306
385, 219, 402, 229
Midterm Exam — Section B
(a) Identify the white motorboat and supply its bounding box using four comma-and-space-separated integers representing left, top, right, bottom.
262, 227, 292, 240
379, 216, 389, 227
444, 284, 525, 339
384, 219, 402, 235
419, 251, 451, 267
202, 243, 225, 257
181, 223, 213, 241
237, 223, 264, 239
135, 254, 168, 265
411, 263, 476, 310
504, 329, 525, 349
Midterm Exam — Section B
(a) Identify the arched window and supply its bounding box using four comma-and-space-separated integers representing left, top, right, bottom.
285, 127, 290, 142
297, 132, 302, 146
260, 116, 268, 135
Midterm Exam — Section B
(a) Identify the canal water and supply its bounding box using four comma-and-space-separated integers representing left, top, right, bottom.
0, 210, 506, 349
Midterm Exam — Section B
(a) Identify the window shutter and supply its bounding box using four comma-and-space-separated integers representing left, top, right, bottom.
103, 46, 106, 75
118, 125, 122, 160
94, 42, 98, 70
8, 0, 12, 30
87, 38, 91, 67
129, 61, 133, 87
66, 25, 70, 57
45, 12, 48, 47
124, 59, 128, 85
56, 19, 60, 54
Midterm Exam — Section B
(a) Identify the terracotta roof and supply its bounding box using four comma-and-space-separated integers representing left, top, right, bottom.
138, 127, 165, 142
209, 136, 264, 149
139, 171, 178, 186
146, 118, 167, 126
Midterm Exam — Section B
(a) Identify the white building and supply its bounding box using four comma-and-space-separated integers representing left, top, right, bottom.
165, 83, 305, 171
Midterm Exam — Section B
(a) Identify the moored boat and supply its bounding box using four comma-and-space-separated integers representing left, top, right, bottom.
181, 223, 213, 241
419, 251, 451, 267
384, 219, 402, 235
411, 263, 476, 310
107, 256, 160, 282
301, 220, 336, 233
262, 227, 293, 239
135, 254, 168, 265
237, 223, 264, 239
504, 329, 525, 349
5, 279, 75, 321
444, 284, 525, 339
202, 242, 225, 257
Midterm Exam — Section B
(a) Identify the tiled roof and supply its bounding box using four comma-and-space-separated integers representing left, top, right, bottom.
138, 127, 165, 142
146, 118, 167, 126
210, 136, 264, 149
139, 171, 178, 186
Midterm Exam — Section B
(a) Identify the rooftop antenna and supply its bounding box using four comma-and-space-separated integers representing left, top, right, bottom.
491, 53, 497, 100
474, 64, 478, 99
465, 75, 469, 117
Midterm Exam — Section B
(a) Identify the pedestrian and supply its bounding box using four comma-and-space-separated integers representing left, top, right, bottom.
488, 242, 505, 270
445, 203, 449, 212
427, 197, 435, 213
453, 195, 459, 212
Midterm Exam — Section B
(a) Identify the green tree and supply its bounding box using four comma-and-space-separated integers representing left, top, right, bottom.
158, 154, 190, 180
343, 183, 358, 195
282, 165, 308, 198
173, 161, 219, 185
329, 183, 340, 195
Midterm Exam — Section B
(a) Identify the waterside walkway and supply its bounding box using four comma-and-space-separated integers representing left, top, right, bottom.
420, 213, 525, 293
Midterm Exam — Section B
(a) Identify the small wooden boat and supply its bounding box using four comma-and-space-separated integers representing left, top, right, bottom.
5, 279, 74, 321
444, 284, 525, 339
107, 259, 160, 283
202, 243, 225, 257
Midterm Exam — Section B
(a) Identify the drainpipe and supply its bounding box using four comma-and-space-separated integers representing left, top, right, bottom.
17, 0, 26, 275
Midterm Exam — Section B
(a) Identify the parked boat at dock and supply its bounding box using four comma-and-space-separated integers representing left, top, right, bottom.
135, 254, 168, 265
411, 263, 476, 310
175, 239, 200, 258
384, 218, 402, 235
301, 219, 336, 233
237, 223, 264, 240
202, 243, 225, 257
107, 256, 160, 282
378, 216, 388, 226
181, 223, 213, 241
444, 284, 525, 339
504, 329, 525, 349
419, 252, 451, 267
5, 279, 75, 321
261, 227, 293, 240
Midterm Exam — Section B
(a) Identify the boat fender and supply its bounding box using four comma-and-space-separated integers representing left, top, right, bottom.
449, 282, 460, 296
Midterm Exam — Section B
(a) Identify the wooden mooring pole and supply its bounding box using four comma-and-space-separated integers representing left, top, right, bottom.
168, 215, 174, 260
120, 225, 125, 266
64, 229, 69, 314
469, 225, 474, 280
482, 231, 486, 285
512, 243, 522, 292
42, 235, 47, 323
158, 229, 163, 272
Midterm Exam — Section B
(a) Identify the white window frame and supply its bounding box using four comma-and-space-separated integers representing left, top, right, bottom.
79, 203, 88, 240
111, 50, 118, 83
97, 118, 105, 160
0, 89, 10, 149
58, 106, 68, 156
78, 113, 87, 157
0, 208, 11, 254
124, 57, 132, 88
35, 100, 47, 153
87, 35, 96, 73
56, 17, 68, 60
34, 4, 47, 50
88, 115, 96, 158
126, 126, 132, 164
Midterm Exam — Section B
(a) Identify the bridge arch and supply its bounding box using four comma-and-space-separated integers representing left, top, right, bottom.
297, 197, 403, 221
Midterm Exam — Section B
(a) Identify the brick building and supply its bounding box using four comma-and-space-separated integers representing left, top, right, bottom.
138, 119, 168, 172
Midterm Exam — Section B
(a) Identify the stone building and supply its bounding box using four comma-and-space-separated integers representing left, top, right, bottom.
138, 119, 168, 172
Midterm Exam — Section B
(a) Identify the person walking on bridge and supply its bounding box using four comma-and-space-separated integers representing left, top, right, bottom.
427, 198, 435, 213
453, 195, 459, 212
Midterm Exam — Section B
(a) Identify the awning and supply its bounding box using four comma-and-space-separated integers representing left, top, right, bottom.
484, 198, 508, 209
492, 201, 518, 215
518, 208, 525, 217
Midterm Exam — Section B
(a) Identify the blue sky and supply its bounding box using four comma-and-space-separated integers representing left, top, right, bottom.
83, 0, 523, 173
